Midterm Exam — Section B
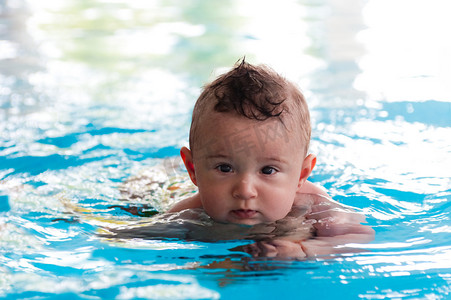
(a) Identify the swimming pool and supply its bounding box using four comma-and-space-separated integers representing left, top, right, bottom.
1, 0, 450, 299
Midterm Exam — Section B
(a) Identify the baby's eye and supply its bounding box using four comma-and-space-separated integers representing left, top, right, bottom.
261, 166, 277, 175
217, 164, 233, 173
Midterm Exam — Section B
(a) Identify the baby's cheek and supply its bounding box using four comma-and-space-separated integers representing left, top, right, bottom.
272, 194, 296, 216
266, 206, 292, 222
202, 201, 226, 221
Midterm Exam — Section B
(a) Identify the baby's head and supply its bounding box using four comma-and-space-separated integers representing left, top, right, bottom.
189, 59, 311, 157
181, 59, 315, 225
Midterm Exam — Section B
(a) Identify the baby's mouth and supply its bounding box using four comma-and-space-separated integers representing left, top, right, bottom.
231, 209, 257, 219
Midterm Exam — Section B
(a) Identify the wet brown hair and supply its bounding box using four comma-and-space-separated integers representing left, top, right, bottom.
189, 59, 311, 156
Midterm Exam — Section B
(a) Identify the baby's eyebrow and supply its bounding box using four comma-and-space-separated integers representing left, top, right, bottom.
204, 154, 230, 160
260, 156, 288, 164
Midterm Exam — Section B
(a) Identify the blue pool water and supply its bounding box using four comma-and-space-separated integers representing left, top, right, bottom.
1, 0, 451, 299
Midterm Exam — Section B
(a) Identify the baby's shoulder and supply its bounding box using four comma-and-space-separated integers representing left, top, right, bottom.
297, 181, 329, 197
167, 193, 202, 212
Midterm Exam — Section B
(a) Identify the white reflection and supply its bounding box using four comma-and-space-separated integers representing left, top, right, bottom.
355, 247, 451, 273
0, 219, 44, 254
0, 40, 18, 59
420, 225, 451, 234
356, 0, 451, 102
3, 268, 216, 298
6, 258, 39, 272
118, 283, 220, 300
348, 120, 451, 188
236, 0, 320, 79
105, 238, 204, 250
317, 118, 451, 195
357, 238, 432, 249
35, 247, 100, 269
118, 22, 205, 56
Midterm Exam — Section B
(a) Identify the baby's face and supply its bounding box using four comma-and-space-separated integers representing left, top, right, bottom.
190, 112, 306, 225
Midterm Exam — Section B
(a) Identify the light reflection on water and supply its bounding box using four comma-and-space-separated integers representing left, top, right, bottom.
1, 0, 450, 299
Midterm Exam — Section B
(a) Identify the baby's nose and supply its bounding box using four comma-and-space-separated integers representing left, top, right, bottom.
232, 174, 257, 200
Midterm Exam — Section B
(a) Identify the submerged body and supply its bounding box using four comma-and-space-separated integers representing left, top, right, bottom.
106, 192, 373, 258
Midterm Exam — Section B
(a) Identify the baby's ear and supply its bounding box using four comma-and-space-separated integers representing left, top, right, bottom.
297, 154, 316, 189
180, 147, 197, 186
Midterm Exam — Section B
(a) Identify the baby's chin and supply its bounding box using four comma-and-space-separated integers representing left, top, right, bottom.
222, 211, 277, 226
223, 210, 260, 226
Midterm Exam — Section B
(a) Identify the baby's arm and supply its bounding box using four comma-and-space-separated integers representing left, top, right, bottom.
167, 193, 202, 212
300, 193, 375, 257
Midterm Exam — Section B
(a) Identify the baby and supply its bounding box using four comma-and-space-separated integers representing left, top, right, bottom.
165, 59, 374, 258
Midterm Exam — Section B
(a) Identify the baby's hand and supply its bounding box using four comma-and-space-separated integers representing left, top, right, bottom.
302, 195, 375, 237
239, 239, 307, 259
309, 208, 374, 237
299, 198, 375, 257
